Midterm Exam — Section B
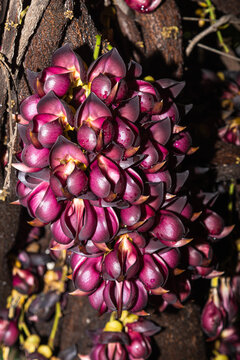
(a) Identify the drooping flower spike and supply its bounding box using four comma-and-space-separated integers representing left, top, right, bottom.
15, 44, 233, 321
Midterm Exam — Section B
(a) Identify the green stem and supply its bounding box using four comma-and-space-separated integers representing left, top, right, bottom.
48, 302, 61, 350
228, 180, 235, 213
18, 309, 30, 337
205, 0, 229, 52
93, 34, 102, 60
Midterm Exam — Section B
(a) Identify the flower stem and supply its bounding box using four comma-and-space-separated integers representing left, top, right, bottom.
93, 34, 102, 61
48, 302, 61, 350
205, 0, 229, 52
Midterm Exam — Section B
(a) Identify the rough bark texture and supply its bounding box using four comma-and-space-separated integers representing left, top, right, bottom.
211, 140, 240, 182
212, 0, 240, 16
135, 0, 183, 78
0, 0, 214, 359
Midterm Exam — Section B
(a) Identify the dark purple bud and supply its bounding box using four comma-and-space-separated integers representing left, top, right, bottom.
127, 60, 142, 78
121, 203, 155, 232
89, 155, 125, 201
37, 119, 63, 148
104, 280, 137, 314
91, 74, 112, 100
140, 140, 168, 170
71, 255, 102, 293
41, 67, 71, 97
27, 181, 62, 223
127, 331, 151, 359
151, 210, 185, 246
91, 206, 119, 243
115, 117, 140, 150
13, 268, 38, 295
27, 291, 60, 321
159, 248, 180, 269
59, 199, 96, 243
103, 235, 140, 280
172, 131, 192, 154
139, 254, 168, 290
201, 289, 226, 340
0, 318, 19, 346
103, 143, 125, 162
75, 93, 114, 150
122, 168, 143, 204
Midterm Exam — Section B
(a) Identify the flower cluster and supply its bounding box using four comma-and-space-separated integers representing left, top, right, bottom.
15, 44, 232, 317
79, 311, 160, 360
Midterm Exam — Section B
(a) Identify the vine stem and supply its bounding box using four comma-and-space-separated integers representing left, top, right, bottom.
0, 54, 18, 201
48, 301, 62, 349
18, 308, 31, 337
93, 34, 102, 61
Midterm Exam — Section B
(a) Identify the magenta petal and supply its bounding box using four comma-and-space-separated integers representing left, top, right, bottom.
88, 48, 126, 82
37, 91, 74, 125
148, 182, 165, 210
91, 74, 112, 100
43, 73, 71, 97
51, 218, 72, 244
152, 210, 185, 243
131, 280, 148, 312
50, 136, 88, 169
159, 248, 180, 269
103, 250, 121, 280
123, 168, 143, 203
173, 131, 192, 154
89, 160, 111, 198
75, 92, 112, 127
38, 120, 63, 148
20, 94, 40, 121
128, 60, 142, 78
88, 282, 106, 313
77, 124, 97, 151
145, 170, 172, 192
121, 205, 141, 226
22, 144, 50, 168
35, 187, 61, 223
139, 254, 166, 290
51, 43, 87, 82
149, 117, 172, 145
117, 96, 140, 123
74, 257, 102, 292
67, 169, 88, 196
92, 207, 119, 243
156, 79, 185, 98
